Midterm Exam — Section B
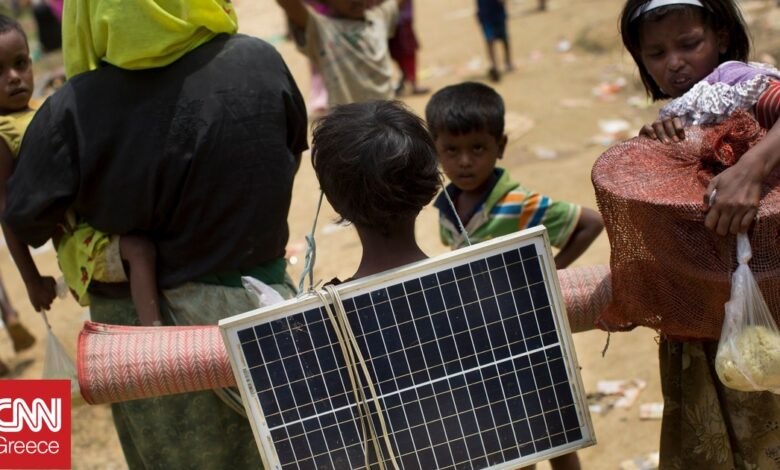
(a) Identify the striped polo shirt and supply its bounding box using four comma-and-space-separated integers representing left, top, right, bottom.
434, 168, 581, 250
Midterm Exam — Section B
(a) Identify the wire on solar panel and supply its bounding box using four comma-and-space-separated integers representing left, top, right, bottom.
315, 285, 400, 469
313, 286, 398, 470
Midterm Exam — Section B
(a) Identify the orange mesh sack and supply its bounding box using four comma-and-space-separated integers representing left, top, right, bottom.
592, 110, 780, 340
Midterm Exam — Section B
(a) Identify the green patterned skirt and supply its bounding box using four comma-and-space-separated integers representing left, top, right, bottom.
659, 340, 780, 470
89, 279, 295, 470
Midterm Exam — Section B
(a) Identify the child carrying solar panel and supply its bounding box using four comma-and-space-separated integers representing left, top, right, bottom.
311, 100, 440, 280
426, 82, 604, 271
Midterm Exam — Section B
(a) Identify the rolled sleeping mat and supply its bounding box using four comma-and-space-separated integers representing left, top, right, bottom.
77, 265, 612, 404
77, 321, 235, 405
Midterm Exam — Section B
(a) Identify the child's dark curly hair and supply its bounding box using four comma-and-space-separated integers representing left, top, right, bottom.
0, 15, 28, 48
312, 101, 440, 235
620, 0, 750, 101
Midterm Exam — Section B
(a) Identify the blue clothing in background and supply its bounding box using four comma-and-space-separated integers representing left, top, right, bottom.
477, 0, 507, 25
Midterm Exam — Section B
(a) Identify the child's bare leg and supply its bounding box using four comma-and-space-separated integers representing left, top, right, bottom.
550, 452, 581, 470
0, 273, 18, 324
502, 37, 515, 71
119, 235, 161, 326
520, 452, 580, 470
486, 39, 500, 81
403, 53, 428, 95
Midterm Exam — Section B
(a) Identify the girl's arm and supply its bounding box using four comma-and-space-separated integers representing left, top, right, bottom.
704, 122, 780, 235
276, 0, 309, 29
0, 141, 56, 311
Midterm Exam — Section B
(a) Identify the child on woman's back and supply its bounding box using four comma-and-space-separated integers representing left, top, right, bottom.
0, 16, 41, 373
426, 82, 603, 273
277, 0, 408, 107
0, 15, 163, 328
620, 0, 780, 467
311, 100, 440, 279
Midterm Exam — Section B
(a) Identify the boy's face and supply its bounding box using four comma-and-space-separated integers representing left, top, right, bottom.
435, 129, 507, 195
326, 0, 368, 19
0, 30, 32, 114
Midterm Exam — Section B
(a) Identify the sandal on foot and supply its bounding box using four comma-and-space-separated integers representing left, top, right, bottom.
7, 322, 36, 352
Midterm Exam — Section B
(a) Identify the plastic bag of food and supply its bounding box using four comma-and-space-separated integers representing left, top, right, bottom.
41, 310, 85, 406
715, 234, 780, 393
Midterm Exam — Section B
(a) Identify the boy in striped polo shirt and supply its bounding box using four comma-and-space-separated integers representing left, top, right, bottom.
426, 82, 604, 270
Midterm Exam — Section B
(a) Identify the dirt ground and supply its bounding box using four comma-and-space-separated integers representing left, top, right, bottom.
2, 0, 780, 468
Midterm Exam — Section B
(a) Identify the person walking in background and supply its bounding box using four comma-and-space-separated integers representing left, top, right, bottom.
277, 0, 408, 106
477, 0, 514, 82
31, 0, 61, 52
389, 0, 428, 96
303, 0, 330, 114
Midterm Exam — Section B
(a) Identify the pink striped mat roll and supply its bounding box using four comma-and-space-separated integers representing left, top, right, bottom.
560, 265, 612, 333
77, 321, 235, 405
78, 265, 611, 404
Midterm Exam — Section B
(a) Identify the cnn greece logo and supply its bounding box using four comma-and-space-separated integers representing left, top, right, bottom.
0, 380, 70, 469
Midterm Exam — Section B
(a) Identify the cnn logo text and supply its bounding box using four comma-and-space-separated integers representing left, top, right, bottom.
0, 380, 70, 469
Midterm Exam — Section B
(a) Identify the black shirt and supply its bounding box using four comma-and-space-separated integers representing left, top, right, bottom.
4, 34, 308, 287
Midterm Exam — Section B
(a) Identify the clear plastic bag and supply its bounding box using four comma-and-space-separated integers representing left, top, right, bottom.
715, 234, 780, 393
41, 310, 85, 406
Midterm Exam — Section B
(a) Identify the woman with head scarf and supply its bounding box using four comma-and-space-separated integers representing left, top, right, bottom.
3, 1, 308, 467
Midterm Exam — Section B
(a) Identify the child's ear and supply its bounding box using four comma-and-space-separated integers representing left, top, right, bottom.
498, 135, 508, 159
717, 28, 729, 55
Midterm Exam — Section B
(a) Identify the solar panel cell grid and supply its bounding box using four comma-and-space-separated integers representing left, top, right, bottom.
223, 232, 593, 469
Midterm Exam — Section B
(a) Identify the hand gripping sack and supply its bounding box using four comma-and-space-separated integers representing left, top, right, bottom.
715, 234, 780, 393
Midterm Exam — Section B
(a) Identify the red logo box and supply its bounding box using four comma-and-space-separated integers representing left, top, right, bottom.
0, 380, 71, 469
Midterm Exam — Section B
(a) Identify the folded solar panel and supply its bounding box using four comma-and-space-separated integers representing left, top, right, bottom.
220, 226, 595, 469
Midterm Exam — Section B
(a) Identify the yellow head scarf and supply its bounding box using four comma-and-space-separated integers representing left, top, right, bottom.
63, 0, 238, 77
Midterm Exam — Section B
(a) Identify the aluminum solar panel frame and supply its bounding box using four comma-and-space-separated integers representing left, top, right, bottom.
220, 226, 595, 469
